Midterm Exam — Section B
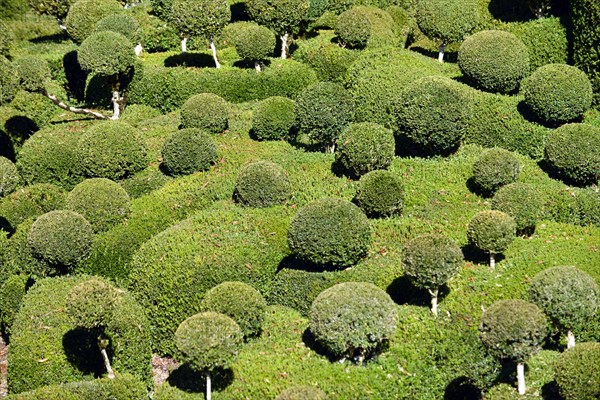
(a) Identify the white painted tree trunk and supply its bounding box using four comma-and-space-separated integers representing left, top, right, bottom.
327, 144, 335, 153
100, 347, 115, 379
181, 37, 187, 53
567, 330, 576, 349
489, 253, 496, 269
428, 288, 439, 316
280, 33, 289, 59
56, 17, 67, 30
135, 43, 143, 56
255, 61, 262, 73
44, 91, 109, 119
210, 37, 220, 68
206, 372, 212, 400
438, 41, 446, 63
111, 90, 121, 120
517, 362, 525, 395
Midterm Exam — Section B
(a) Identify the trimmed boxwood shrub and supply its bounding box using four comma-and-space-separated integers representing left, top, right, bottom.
354, 170, 404, 218
180, 93, 229, 133
28, 210, 94, 270
94, 14, 141, 44
268, 268, 334, 317
458, 30, 529, 94
0, 156, 20, 197
252, 96, 296, 140
576, 187, 600, 226
309, 282, 397, 360
66, 178, 131, 233
0, 184, 66, 231
335, 8, 371, 48
554, 342, 600, 400
467, 210, 516, 268
276, 386, 327, 400
7, 384, 78, 400
78, 31, 135, 78
0, 55, 19, 105
119, 167, 172, 199
571, 0, 600, 106
10, 91, 59, 130
161, 128, 218, 176
491, 183, 543, 234
28, 0, 76, 22
77, 121, 147, 180
0, 20, 14, 57
0, 274, 28, 335
233, 23, 275, 67
13, 56, 51, 93
120, 105, 162, 127
233, 161, 291, 207
471, 148, 520, 196
294, 38, 358, 83
65, 0, 123, 44
287, 198, 371, 268
543, 123, 600, 186
200, 281, 267, 338
335, 122, 395, 178
521, 64, 593, 124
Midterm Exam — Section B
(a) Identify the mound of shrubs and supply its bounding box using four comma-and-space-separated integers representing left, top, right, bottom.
471, 148, 520, 196
467, 210, 516, 268
335, 7, 371, 48
252, 96, 296, 140
0, 156, 20, 197
180, 93, 229, 134
354, 170, 404, 218
0, 274, 28, 335
65, 0, 123, 44
554, 342, 600, 400
94, 13, 141, 44
295, 41, 357, 82
119, 167, 172, 199
268, 268, 335, 317
491, 183, 543, 234
10, 91, 59, 130
233, 161, 291, 207
276, 386, 327, 400
0, 56, 18, 105
0, 184, 66, 231
233, 22, 275, 70
161, 128, 218, 176
13, 56, 51, 93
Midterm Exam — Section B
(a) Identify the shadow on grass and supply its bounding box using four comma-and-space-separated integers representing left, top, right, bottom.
444, 376, 482, 400
63, 327, 108, 378
164, 52, 215, 68
461, 243, 502, 267
167, 364, 234, 393
386, 275, 450, 308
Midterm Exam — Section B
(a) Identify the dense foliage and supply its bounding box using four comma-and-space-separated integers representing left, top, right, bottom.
471, 148, 520, 196
467, 210, 516, 261
275, 386, 327, 400
354, 170, 404, 218
491, 183, 543, 234
94, 14, 141, 44
180, 93, 229, 133
233, 161, 291, 207
416, 0, 479, 51
554, 342, 600, 400
0, 156, 20, 197
233, 23, 275, 65
335, 122, 394, 178
571, 0, 600, 105
65, 0, 123, 44
251, 96, 296, 140
161, 128, 218, 176
0, 184, 66, 231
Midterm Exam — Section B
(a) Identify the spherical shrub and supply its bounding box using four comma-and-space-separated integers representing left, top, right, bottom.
491, 183, 543, 233
170, 0, 231, 45
13, 56, 51, 93
94, 13, 141, 43
10, 91, 59, 129
119, 167, 172, 199
161, 128, 218, 176
29, 0, 76, 20
335, 8, 371, 48
297, 41, 357, 82
233, 161, 291, 207
200, 281, 267, 338
458, 30, 529, 94
354, 170, 404, 217
309, 282, 397, 359
467, 210, 516, 264
77, 121, 147, 180
554, 342, 600, 400
65, 0, 123, 44
416, 0, 479, 45
0, 274, 28, 335
0, 55, 18, 105
78, 31, 136, 77
66, 178, 131, 233
295, 82, 354, 150
287, 198, 371, 268
335, 122, 395, 178
576, 187, 600, 226
175, 312, 243, 372
522, 64, 593, 124
28, 210, 94, 269
0, 156, 20, 197
544, 123, 600, 186
0, 184, 66, 231
180, 93, 229, 134
234, 23, 276, 63
252, 96, 296, 140
6, 384, 79, 400
276, 386, 327, 400
471, 148, 520, 195
393, 76, 470, 155
0, 20, 13, 57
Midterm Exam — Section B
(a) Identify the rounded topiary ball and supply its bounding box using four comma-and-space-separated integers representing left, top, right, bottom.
0, 183, 67, 230
472, 148, 520, 196
200, 281, 267, 339
65, 0, 123, 44
77, 121, 147, 180
335, 8, 371, 48
354, 170, 404, 217
252, 96, 296, 141
94, 13, 141, 43
13, 56, 51, 93
0, 20, 13, 57
0, 156, 20, 197
234, 22, 275, 62
233, 161, 291, 207
78, 31, 136, 77
180, 93, 229, 134
416, 0, 480, 46
161, 128, 218, 176
287, 198, 371, 268
28, 210, 94, 269
66, 178, 131, 233
335, 122, 395, 178
276, 386, 328, 400
309, 282, 397, 359
467, 210, 516, 258
544, 123, 600, 186
66, 276, 127, 328
522, 64, 593, 124
458, 30, 529, 94
0, 55, 18, 105
491, 182, 543, 234
554, 342, 600, 400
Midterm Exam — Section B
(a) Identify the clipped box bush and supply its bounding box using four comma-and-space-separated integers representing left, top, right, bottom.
276, 386, 327, 400
554, 342, 600, 400
6, 384, 78, 400
94, 13, 141, 44
66, 178, 131, 233
571, 0, 600, 105
233, 161, 291, 207
10, 91, 59, 130
65, 0, 123, 44
288, 198, 371, 268
458, 30, 529, 94
252, 96, 296, 141
471, 148, 520, 196
13, 56, 51, 93
63, 374, 148, 400
0, 274, 28, 335
576, 187, 600, 226
161, 128, 218, 176
0, 184, 66, 231
0, 156, 20, 197
544, 123, 600, 186
294, 38, 358, 82
120, 104, 162, 127
335, 122, 395, 178
233, 22, 275, 67
0, 20, 13, 57
309, 282, 397, 360
467, 210, 516, 268
335, 7, 371, 48
268, 268, 334, 317
354, 170, 404, 218
180, 93, 229, 134
119, 167, 172, 199
78, 30, 135, 78
0, 55, 19, 105
522, 64, 593, 124
491, 182, 543, 234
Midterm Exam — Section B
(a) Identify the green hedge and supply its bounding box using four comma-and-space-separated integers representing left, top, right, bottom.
0, 156, 20, 197
555, 342, 600, 400
571, 0, 600, 105
65, 0, 123, 44
491, 183, 543, 234
0, 184, 66, 232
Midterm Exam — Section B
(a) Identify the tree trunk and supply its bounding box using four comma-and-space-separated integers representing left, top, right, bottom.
517, 362, 525, 395
280, 32, 289, 59
111, 90, 122, 120
567, 330, 576, 349
181, 37, 187, 54
206, 372, 212, 400
255, 61, 262, 73
135, 43, 143, 56
209, 37, 220, 68
56, 17, 67, 30
99, 339, 115, 379
428, 288, 439, 316
44, 91, 109, 119
489, 253, 496, 269
438, 40, 446, 63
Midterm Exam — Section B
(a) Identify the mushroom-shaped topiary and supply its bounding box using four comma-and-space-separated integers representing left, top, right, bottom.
0, 156, 20, 197
458, 30, 530, 94
529, 266, 598, 349
335, 8, 371, 49
521, 64, 593, 124
180, 93, 229, 134
309, 282, 397, 361
554, 342, 600, 400
233, 23, 275, 72
471, 148, 520, 196
161, 128, 218, 176
354, 170, 404, 218
287, 198, 371, 268
251, 96, 296, 141
491, 182, 543, 235
77, 121, 147, 180
295, 82, 354, 152
335, 122, 395, 178
66, 178, 131, 233
276, 386, 328, 400
479, 299, 547, 395
65, 0, 123, 44
94, 13, 142, 54
28, 210, 94, 271
543, 123, 600, 186
393, 76, 471, 156
175, 312, 243, 400
0, 55, 19, 105
200, 281, 267, 339
233, 161, 291, 207
402, 234, 463, 316
467, 210, 516, 269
